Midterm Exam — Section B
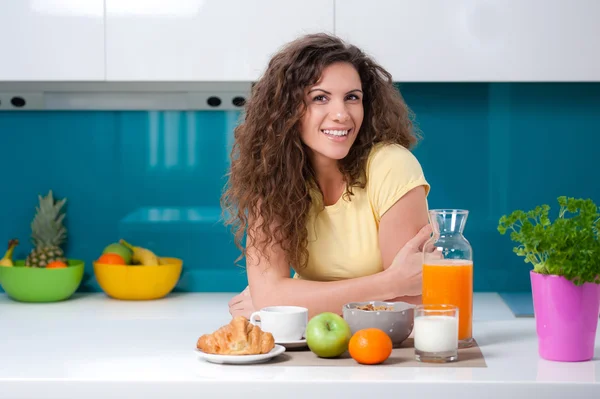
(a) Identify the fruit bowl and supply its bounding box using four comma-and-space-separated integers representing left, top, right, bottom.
0, 260, 85, 302
342, 301, 415, 347
93, 257, 183, 300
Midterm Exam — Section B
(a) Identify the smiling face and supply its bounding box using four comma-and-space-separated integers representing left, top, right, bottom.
299, 62, 364, 169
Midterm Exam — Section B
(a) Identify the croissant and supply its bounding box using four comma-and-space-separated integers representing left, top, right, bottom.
196, 316, 275, 355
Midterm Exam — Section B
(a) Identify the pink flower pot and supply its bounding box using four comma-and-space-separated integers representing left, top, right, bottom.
530, 271, 600, 362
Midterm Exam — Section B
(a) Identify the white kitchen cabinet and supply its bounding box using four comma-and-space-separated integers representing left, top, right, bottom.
335, 0, 600, 82
105, 0, 335, 81
0, 0, 105, 81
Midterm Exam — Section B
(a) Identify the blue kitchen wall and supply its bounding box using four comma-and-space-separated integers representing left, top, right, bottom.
1, 82, 599, 294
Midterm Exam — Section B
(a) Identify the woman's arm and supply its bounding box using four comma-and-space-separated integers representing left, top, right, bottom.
378, 185, 430, 304
247, 247, 400, 319
379, 186, 429, 269
246, 186, 429, 319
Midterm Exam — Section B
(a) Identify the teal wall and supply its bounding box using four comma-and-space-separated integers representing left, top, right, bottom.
1, 83, 599, 293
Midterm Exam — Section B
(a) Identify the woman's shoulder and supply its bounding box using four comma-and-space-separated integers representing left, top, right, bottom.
364, 142, 429, 216
366, 142, 422, 174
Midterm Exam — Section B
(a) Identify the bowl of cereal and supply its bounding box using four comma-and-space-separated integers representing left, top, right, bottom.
342, 301, 415, 347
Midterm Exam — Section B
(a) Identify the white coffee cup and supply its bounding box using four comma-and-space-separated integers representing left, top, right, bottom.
249, 306, 308, 341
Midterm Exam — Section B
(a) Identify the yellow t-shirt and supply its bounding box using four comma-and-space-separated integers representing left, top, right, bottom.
294, 143, 430, 281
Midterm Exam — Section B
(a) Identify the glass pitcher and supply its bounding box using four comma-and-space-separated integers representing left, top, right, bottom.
422, 209, 474, 348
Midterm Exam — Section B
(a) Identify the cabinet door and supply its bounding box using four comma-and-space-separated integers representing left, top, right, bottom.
106, 0, 335, 81
335, 0, 600, 81
0, 0, 105, 81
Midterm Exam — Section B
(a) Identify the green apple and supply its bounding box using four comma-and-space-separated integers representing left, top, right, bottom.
305, 312, 352, 358
102, 243, 133, 264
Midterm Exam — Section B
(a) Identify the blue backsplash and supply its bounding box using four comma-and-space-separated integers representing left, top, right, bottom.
1, 83, 599, 294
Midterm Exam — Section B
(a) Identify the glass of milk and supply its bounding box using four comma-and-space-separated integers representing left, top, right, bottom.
414, 304, 459, 363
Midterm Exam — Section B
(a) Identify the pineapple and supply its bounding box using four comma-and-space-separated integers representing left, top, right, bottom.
25, 190, 68, 268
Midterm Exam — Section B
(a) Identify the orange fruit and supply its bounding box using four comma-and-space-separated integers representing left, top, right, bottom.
46, 261, 68, 269
97, 253, 126, 265
348, 328, 393, 365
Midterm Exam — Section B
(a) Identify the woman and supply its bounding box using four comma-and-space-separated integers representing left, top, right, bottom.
223, 33, 432, 319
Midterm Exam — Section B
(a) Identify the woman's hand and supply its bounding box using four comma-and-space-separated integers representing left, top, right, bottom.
386, 224, 437, 297
384, 295, 422, 305
228, 286, 256, 319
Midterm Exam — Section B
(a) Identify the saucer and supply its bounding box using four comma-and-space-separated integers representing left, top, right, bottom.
276, 338, 307, 349
195, 344, 286, 365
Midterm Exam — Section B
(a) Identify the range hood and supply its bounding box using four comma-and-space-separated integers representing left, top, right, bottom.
0, 81, 253, 111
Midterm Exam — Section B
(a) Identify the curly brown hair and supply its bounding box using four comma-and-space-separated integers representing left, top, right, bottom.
221, 33, 421, 271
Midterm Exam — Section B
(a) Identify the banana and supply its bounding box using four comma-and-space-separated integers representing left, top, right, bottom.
0, 239, 19, 267
119, 239, 160, 266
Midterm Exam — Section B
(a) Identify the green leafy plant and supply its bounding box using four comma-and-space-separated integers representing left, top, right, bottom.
498, 196, 600, 286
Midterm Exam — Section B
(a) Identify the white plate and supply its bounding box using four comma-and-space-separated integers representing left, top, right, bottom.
276, 338, 307, 349
195, 344, 286, 365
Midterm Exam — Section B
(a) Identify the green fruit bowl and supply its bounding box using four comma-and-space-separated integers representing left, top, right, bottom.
0, 260, 84, 303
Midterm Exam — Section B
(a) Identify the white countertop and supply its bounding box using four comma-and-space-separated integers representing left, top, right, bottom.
1, 292, 599, 398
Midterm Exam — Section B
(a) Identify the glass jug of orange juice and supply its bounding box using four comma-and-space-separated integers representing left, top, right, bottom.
422, 209, 473, 348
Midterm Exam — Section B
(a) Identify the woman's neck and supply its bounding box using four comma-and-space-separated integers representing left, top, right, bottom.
311, 155, 345, 206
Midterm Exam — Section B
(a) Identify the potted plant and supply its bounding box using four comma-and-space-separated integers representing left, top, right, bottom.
498, 196, 600, 362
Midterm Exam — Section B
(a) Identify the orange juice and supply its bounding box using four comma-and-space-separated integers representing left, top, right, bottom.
422, 259, 473, 344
